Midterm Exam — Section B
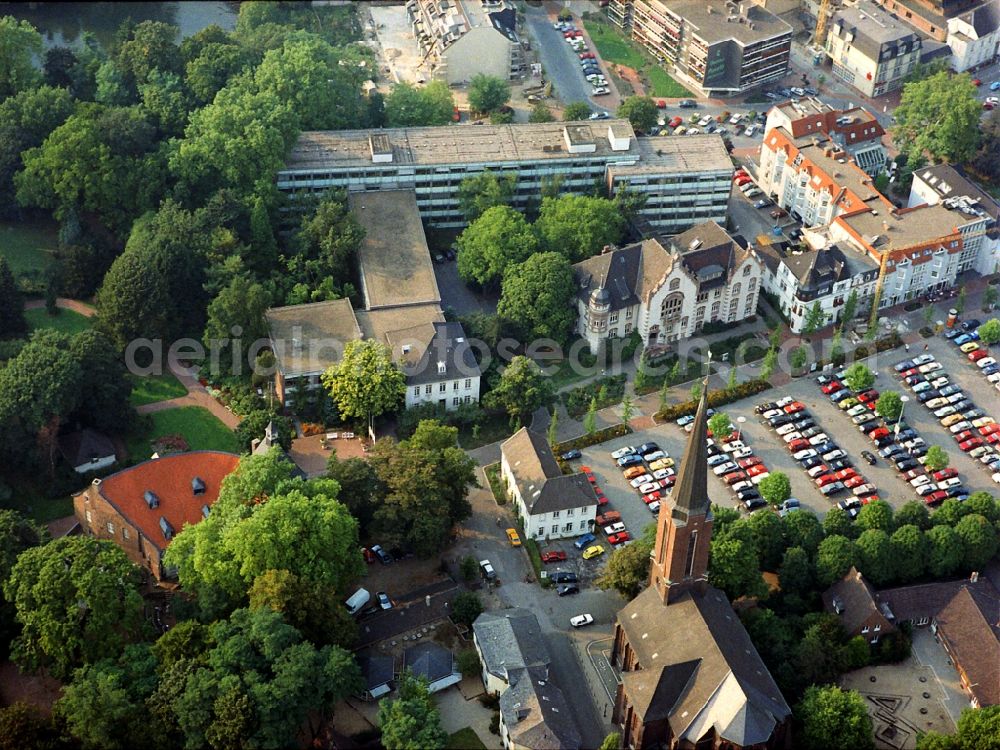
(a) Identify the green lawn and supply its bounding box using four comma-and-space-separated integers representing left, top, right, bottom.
125, 406, 240, 461
445, 728, 487, 750
585, 20, 645, 68
0, 220, 59, 276
129, 372, 188, 407
2, 478, 72, 524
647, 66, 694, 98
24, 308, 93, 336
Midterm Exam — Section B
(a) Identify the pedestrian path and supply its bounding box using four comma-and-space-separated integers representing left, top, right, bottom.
134, 354, 241, 430
23, 297, 96, 316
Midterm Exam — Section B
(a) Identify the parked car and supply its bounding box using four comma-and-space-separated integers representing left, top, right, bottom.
506, 528, 522, 547
570, 614, 594, 627
581, 545, 604, 560
560, 449, 582, 461
574, 533, 597, 550
371, 545, 393, 565
541, 550, 567, 563
557, 584, 580, 596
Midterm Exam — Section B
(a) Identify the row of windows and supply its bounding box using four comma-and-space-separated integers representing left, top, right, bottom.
536, 520, 591, 536
86, 510, 131, 542
412, 378, 474, 396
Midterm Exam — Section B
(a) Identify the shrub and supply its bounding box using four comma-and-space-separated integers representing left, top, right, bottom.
457, 649, 481, 677
562, 374, 627, 417
653, 379, 772, 422
554, 423, 632, 452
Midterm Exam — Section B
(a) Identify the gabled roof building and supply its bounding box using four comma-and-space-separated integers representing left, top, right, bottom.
500, 428, 598, 542
610, 384, 791, 749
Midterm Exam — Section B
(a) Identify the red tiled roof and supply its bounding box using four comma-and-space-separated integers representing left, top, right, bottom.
97, 451, 240, 552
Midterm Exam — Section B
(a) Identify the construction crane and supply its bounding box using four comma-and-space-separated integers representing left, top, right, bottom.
810, 0, 832, 66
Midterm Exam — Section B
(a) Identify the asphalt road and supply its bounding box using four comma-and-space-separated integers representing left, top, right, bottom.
523, 5, 609, 112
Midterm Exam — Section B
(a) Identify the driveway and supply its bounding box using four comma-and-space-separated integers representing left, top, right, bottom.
434, 259, 498, 317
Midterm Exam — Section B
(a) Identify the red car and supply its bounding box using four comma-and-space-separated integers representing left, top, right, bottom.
594, 486, 609, 506
784, 402, 806, 414
970, 349, 990, 361
932, 467, 958, 481
659, 476, 676, 489
821, 381, 842, 394
579, 52, 595, 59
581, 466, 596, 484
655, 99, 667, 108
735, 175, 752, 186
835, 468, 858, 481
747, 464, 769, 477
858, 493, 879, 504
787, 438, 810, 453
668, 116, 682, 128
738, 456, 762, 468
858, 390, 879, 403
980, 424, 1000, 436
642, 491, 662, 504
815, 473, 838, 487
869, 427, 890, 440
608, 531, 630, 545
724, 471, 750, 485
959, 437, 984, 451
901, 367, 919, 378
954, 431, 975, 444
925, 490, 949, 506
844, 475, 866, 489
541, 550, 567, 563
973, 78, 983, 86
987, 433, 1000, 445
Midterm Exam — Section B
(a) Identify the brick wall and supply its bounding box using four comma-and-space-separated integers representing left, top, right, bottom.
74, 483, 165, 580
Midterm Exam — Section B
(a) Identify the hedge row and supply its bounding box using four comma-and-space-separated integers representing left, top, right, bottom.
653, 379, 772, 422
562, 374, 627, 417
555, 423, 632, 454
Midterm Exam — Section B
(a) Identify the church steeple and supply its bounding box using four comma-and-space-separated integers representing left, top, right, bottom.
649, 374, 713, 604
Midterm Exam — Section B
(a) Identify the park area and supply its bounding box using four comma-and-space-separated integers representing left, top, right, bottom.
583, 16, 693, 98
0, 219, 58, 280
24, 308, 92, 336
125, 406, 241, 461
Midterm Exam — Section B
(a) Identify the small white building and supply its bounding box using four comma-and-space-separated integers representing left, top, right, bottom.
948, 0, 1000, 72
499, 429, 596, 542
58, 429, 117, 474
572, 222, 762, 355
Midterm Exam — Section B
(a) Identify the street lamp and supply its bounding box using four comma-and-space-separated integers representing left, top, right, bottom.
735, 416, 747, 441
895, 394, 910, 441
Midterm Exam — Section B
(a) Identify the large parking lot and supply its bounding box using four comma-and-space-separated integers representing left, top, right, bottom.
567, 339, 998, 533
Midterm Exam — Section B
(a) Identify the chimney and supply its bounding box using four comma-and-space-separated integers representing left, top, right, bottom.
251, 438, 261, 452
602, 244, 613, 254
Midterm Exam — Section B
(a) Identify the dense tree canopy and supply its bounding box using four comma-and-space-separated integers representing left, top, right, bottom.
456, 205, 538, 288
0, 16, 42, 100
616, 95, 658, 133
0, 258, 26, 338
535, 195, 625, 262
468, 74, 510, 114
384, 81, 454, 127
563, 101, 592, 121
843, 363, 875, 393
3, 537, 144, 679
498, 252, 578, 345
322, 339, 406, 423
456, 171, 517, 223
795, 685, 874, 750
378, 671, 448, 750
893, 71, 981, 164
483, 355, 554, 422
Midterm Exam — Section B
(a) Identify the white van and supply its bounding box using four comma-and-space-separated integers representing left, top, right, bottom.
345, 587, 370, 615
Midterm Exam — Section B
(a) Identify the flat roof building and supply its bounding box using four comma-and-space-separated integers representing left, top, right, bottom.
278, 121, 733, 233
606, 0, 792, 97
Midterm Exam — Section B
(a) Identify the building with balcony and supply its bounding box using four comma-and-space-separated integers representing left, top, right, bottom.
572, 221, 762, 353
277, 121, 733, 232
406, 0, 525, 84
606, 0, 792, 97
825, 0, 923, 97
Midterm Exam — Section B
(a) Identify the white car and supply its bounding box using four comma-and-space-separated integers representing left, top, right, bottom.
652, 468, 673, 480
978, 357, 997, 369
949, 421, 973, 434
931, 376, 950, 388
807, 464, 829, 478
648, 501, 661, 513
926, 397, 949, 409
739, 181, 758, 194
808, 433, 829, 446
729, 113, 743, 124
992, 472, 1000, 485
782, 432, 803, 443
722, 440, 746, 453
763, 409, 783, 420
776, 423, 798, 436
913, 381, 932, 393
776, 396, 794, 407
912, 354, 935, 366
973, 417, 996, 428
910, 475, 931, 488
750, 471, 771, 485
937, 477, 963, 490
698, 115, 713, 127
823, 449, 846, 461
712, 462, 738, 476
793, 448, 818, 461
611, 446, 637, 459
988, 372, 1000, 384
629, 474, 654, 488
730, 480, 753, 493
603, 522, 626, 536
570, 614, 594, 628
638, 482, 659, 494
847, 404, 868, 417
732, 447, 754, 460
970, 446, 993, 459
934, 406, 957, 418
643, 450, 667, 462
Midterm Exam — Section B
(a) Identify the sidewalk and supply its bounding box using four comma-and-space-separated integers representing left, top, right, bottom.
23, 297, 96, 317
134, 354, 241, 430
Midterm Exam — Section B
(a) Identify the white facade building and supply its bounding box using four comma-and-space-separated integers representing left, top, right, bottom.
947, 0, 1000, 72
572, 222, 762, 354
500, 428, 597, 542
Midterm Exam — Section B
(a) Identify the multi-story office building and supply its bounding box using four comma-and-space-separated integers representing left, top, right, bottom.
825, 0, 923, 97
277, 120, 733, 233
406, 0, 525, 83
572, 222, 763, 352
606, 0, 792, 97
763, 98, 888, 175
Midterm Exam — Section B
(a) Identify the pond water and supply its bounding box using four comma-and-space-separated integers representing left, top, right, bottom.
6, 1, 239, 50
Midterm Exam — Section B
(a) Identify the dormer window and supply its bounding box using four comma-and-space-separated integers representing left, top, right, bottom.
201, 505, 211, 519
192, 477, 206, 496
159, 517, 174, 541
144, 490, 160, 509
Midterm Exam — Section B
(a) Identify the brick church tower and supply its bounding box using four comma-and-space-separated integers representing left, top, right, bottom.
650, 377, 713, 604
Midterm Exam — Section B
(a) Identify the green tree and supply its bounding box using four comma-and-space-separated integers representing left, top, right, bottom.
483, 355, 553, 423
708, 412, 733, 441
3, 537, 143, 679
547, 409, 559, 447
584, 397, 598, 436
185, 38, 250, 104
690, 380, 702, 402
978, 318, 1000, 345
954, 514, 998, 570
668, 359, 682, 386
727, 365, 738, 390
747, 510, 788, 571
0, 510, 45, 657
0, 16, 42, 99
760, 347, 778, 380
597, 531, 654, 599
875, 391, 904, 422
116, 20, 182, 87
952, 706, 1000, 750
234, 411, 294, 453
895, 500, 931, 530
598, 733, 621, 750
822, 507, 855, 539
802, 301, 825, 336
616, 95, 658, 133
384, 81, 454, 126
0, 258, 26, 339
966, 491, 1000, 523
378, 671, 448, 750
326, 454, 380, 537
0, 701, 67, 750
289, 193, 365, 298
893, 70, 981, 164
452, 591, 483, 628
322, 339, 406, 424
790, 345, 808, 370
923, 445, 949, 474
889, 524, 928, 582
468, 74, 510, 113
855, 529, 895, 586
203, 276, 273, 375
54, 644, 158, 750
956, 285, 967, 314
95, 248, 171, 349
830, 329, 845, 363
816, 535, 858, 586
843, 362, 875, 393
368, 421, 477, 557
758, 471, 792, 507
785, 510, 825, 555
562, 101, 591, 121
459, 556, 479, 583
248, 568, 357, 648
708, 537, 767, 600
150, 620, 213, 674
984, 286, 999, 311
456, 205, 538, 288
535, 195, 625, 262
138, 69, 191, 136
925, 525, 963, 578
154, 607, 362, 750
621, 393, 635, 424
16, 103, 166, 234
456, 171, 517, 223
69, 329, 134, 433
857, 499, 894, 533
795, 685, 874, 750
498, 252, 577, 345
778, 545, 814, 597
840, 289, 859, 329
529, 102, 554, 123
933, 498, 971, 528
